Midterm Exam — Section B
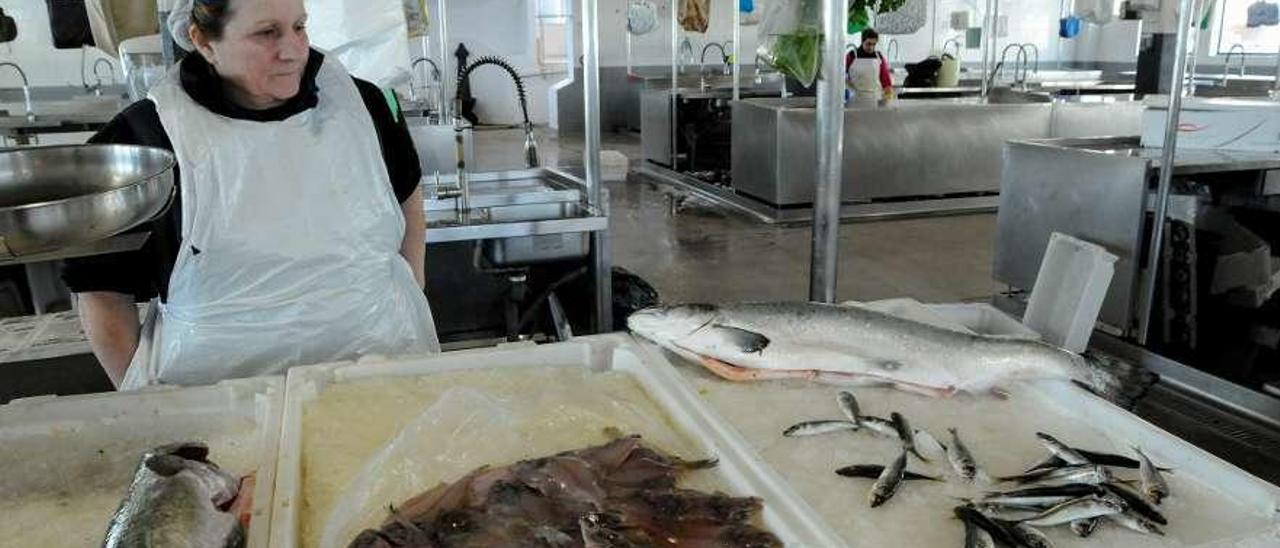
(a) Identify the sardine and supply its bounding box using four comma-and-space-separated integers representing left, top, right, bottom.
1026, 449, 1172, 472
890, 412, 930, 462
782, 420, 858, 437
837, 391, 862, 427
1070, 517, 1101, 538
962, 517, 997, 548
1132, 446, 1170, 505
982, 483, 1105, 507
628, 302, 1154, 404
947, 427, 979, 481
1107, 510, 1166, 536
1016, 495, 1125, 527
859, 415, 901, 438
869, 450, 908, 508
1008, 523, 1056, 548
997, 464, 1114, 486
1035, 432, 1089, 465
103, 442, 245, 548
954, 505, 1022, 547
835, 464, 941, 482
1102, 483, 1168, 525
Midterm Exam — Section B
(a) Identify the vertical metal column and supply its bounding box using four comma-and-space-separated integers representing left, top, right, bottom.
581, 0, 612, 332
808, 0, 848, 303
733, 0, 742, 102
1137, 0, 1195, 344
981, 0, 993, 97
670, 0, 680, 168
437, 0, 453, 119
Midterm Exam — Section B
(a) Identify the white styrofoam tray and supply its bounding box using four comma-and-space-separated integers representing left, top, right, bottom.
0, 377, 285, 548
269, 335, 843, 548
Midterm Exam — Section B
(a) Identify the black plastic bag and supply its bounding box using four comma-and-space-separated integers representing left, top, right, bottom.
45, 0, 94, 49
0, 9, 17, 43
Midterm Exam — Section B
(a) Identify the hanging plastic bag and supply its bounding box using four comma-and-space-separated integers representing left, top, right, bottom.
1059, 15, 1082, 38
680, 0, 711, 33
741, 0, 755, 12
304, 0, 412, 87
742, 0, 765, 25
628, 0, 659, 35
404, 0, 428, 38
875, 0, 927, 35
1248, 1, 1279, 28
757, 0, 822, 87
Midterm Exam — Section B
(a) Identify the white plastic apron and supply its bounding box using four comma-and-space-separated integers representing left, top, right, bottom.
122, 56, 439, 389
848, 53, 883, 108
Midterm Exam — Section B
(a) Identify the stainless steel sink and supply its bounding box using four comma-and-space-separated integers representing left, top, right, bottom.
423, 168, 607, 266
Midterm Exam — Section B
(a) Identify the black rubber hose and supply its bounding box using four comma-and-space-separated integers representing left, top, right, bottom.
457, 56, 532, 128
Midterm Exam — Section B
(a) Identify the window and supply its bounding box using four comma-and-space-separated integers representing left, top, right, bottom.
536, 0, 572, 69
1214, 0, 1280, 54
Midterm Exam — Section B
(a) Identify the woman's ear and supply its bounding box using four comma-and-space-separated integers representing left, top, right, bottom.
189, 24, 217, 65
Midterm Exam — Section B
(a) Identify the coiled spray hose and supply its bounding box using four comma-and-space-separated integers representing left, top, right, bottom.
457, 56, 539, 168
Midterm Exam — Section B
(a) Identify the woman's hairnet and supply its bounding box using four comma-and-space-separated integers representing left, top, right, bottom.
167, 0, 196, 51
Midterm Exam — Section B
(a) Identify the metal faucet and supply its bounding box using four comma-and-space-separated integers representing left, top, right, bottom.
456, 56, 539, 171
91, 58, 116, 96
990, 44, 1028, 90
942, 38, 962, 60
887, 39, 900, 63
678, 38, 695, 74
1021, 43, 1039, 76
409, 56, 443, 110
700, 42, 729, 89
1223, 43, 1247, 85
0, 62, 34, 122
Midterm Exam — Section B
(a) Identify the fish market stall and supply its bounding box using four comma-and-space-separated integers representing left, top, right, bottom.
0, 377, 283, 547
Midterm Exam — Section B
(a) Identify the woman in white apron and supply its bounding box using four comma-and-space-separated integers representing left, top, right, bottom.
65, 0, 440, 389
846, 28, 894, 108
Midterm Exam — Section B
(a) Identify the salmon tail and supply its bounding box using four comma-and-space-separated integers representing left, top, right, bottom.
1068, 351, 1159, 411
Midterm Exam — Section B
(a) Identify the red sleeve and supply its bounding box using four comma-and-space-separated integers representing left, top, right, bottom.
879, 53, 892, 89
845, 52, 854, 71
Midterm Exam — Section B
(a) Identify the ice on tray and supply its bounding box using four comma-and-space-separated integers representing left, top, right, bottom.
299, 366, 726, 548
676, 361, 1280, 548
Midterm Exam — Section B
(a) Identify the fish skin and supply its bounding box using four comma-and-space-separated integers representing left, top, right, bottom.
1015, 495, 1125, 527
103, 442, 244, 548
858, 415, 900, 438
998, 464, 1113, 486
1035, 433, 1089, 465
1027, 449, 1172, 472
1070, 517, 1101, 538
627, 302, 1155, 404
837, 391, 862, 427
782, 420, 858, 437
869, 451, 908, 508
1132, 446, 1170, 505
1101, 483, 1168, 525
981, 483, 1106, 507
1008, 522, 1056, 548
890, 412, 930, 462
962, 518, 997, 548
947, 427, 979, 481
835, 464, 942, 482
1107, 510, 1166, 536
954, 505, 1022, 547
580, 514, 641, 548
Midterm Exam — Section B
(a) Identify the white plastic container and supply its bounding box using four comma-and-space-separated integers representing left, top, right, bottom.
1024, 232, 1118, 353
269, 335, 843, 548
924, 302, 1041, 340
0, 377, 285, 548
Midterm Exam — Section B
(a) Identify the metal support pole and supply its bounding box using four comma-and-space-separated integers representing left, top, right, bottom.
437, 0, 452, 119
981, 0, 993, 98
808, 0, 848, 303
670, 1, 679, 168
581, 0, 612, 332
1137, 0, 1195, 345
733, 0, 741, 102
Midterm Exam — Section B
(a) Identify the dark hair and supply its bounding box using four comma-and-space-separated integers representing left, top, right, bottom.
192, 0, 234, 40
861, 28, 879, 42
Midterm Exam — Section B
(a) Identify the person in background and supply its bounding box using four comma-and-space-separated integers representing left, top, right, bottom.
845, 28, 894, 107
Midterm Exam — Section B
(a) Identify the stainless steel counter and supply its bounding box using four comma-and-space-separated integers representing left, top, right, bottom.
422, 168, 607, 245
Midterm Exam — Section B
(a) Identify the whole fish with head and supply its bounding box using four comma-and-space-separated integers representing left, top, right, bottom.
1035, 433, 1089, 465
1107, 510, 1166, 536
835, 464, 941, 482
1007, 522, 1056, 548
1026, 449, 1173, 473
1102, 483, 1168, 525
890, 412, 930, 462
103, 442, 245, 548
628, 302, 1154, 404
947, 427, 979, 481
869, 450, 909, 508
783, 420, 858, 437
982, 483, 1106, 507
962, 517, 997, 548
858, 415, 901, 438
1016, 495, 1126, 527
1132, 446, 1170, 505
837, 391, 862, 427
998, 464, 1115, 486
954, 505, 1021, 547
1070, 517, 1101, 538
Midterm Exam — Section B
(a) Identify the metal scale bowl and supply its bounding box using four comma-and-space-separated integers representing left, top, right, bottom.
0, 145, 175, 257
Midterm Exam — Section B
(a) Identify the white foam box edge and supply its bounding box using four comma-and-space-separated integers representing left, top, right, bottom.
267, 335, 845, 548
0, 376, 286, 548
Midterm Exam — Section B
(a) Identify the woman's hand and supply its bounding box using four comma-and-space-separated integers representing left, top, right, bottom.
78, 291, 141, 388
400, 186, 427, 290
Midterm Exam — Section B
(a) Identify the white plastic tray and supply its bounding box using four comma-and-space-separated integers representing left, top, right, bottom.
269, 335, 842, 548
0, 377, 285, 548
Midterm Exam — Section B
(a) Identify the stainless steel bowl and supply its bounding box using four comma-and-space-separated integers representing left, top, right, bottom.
0, 144, 176, 256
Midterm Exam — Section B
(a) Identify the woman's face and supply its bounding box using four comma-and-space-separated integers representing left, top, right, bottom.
192, 0, 310, 110
862, 37, 879, 53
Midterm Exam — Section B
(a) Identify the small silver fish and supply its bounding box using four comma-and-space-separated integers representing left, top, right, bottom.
869, 450, 908, 508
963, 518, 997, 548
1016, 495, 1125, 527
859, 415, 900, 438
1035, 433, 1089, 465
1009, 523, 1056, 548
1102, 482, 1168, 525
982, 484, 1105, 507
783, 420, 858, 437
837, 391, 862, 427
1107, 510, 1166, 536
1132, 446, 1170, 505
999, 464, 1114, 486
890, 412, 930, 462
947, 427, 979, 481
1070, 517, 1101, 538
103, 442, 244, 548
835, 464, 941, 482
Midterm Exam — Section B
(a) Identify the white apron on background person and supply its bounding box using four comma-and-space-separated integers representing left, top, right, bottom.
848, 54, 884, 108
120, 55, 439, 390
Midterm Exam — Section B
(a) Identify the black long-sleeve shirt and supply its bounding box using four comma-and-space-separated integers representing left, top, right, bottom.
61, 49, 423, 302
